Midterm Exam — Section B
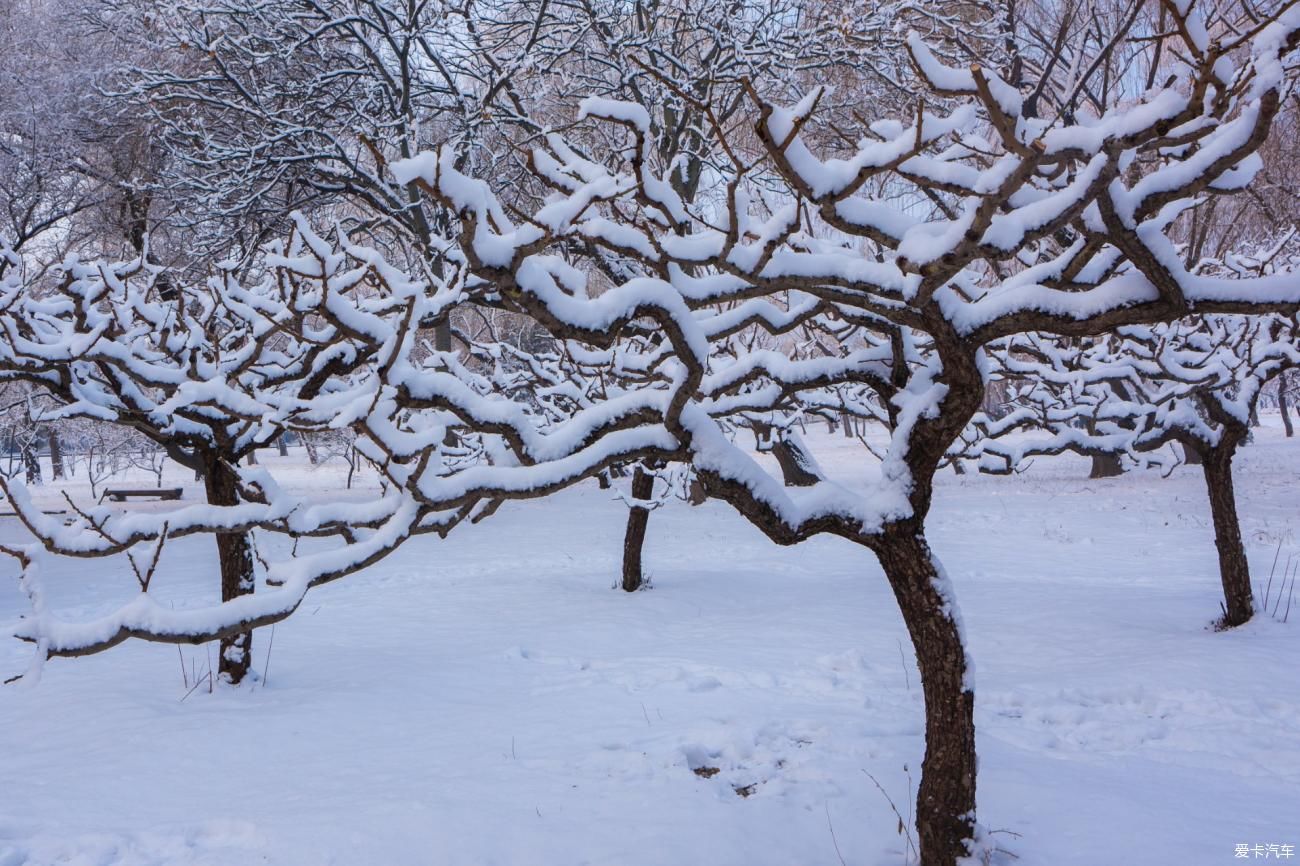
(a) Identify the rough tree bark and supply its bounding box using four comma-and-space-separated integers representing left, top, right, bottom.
22, 442, 41, 486
621, 465, 655, 592
755, 422, 820, 487
48, 428, 65, 480
1280, 388, 1294, 438
202, 454, 257, 683
874, 525, 976, 866
1182, 442, 1203, 465
687, 475, 708, 505
1201, 440, 1253, 628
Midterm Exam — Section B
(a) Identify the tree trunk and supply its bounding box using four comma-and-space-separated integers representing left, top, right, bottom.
687, 476, 708, 505
756, 422, 820, 487
23, 444, 41, 486
1202, 442, 1253, 628
1088, 452, 1123, 478
621, 465, 655, 592
303, 436, 319, 465
875, 527, 977, 866
1280, 389, 1294, 438
48, 429, 65, 480
277, 436, 289, 457
1181, 442, 1203, 465
771, 435, 820, 487
203, 456, 256, 683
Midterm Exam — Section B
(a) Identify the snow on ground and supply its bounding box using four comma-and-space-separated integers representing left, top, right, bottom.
1, 419, 1298, 866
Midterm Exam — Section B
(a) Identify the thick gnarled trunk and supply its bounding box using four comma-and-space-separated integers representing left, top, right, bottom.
875, 527, 977, 866
1201, 442, 1253, 628
203, 456, 257, 683
621, 465, 655, 592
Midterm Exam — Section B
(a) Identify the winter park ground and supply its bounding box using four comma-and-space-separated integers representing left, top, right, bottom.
2, 420, 1299, 866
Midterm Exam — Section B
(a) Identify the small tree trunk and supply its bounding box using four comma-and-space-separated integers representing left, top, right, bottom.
246, 449, 258, 466
48, 429, 65, 480
303, 436, 319, 465
435, 321, 452, 352
1181, 442, 1203, 465
277, 436, 289, 457
1280, 390, 1294, 438
1089, 453, 1123, 478
203, 456, 256, 684
23, 444, 41, 486
687, 476, 708, 505
841, 411, 854, 439
771, 435, 821, 487
1202, 441, 1253, 628
621, 465, 655, 592
875, 527, 977, 866
756, 422, 820, 487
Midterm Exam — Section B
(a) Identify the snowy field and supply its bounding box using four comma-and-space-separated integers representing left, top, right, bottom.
2, 419, 1298, 866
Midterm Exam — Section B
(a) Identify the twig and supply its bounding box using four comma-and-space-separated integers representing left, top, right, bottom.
897, 638, 911, 692
262, 624, 276, 687
862, 768, 918, 861
825, 802, 848, 866
180, 671, 212, 702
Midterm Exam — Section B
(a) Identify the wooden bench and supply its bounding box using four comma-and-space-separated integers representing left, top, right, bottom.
100, 488, 184, 503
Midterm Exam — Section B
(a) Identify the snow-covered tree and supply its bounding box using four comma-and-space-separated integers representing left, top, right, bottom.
963, 239, 1300, 627
391, 6, 1300, 858
104, 0, 993, 591
4, 2, 1300, 863
0, 230, 405, 683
